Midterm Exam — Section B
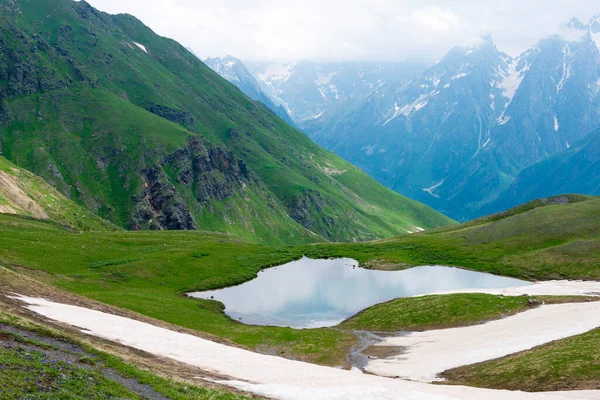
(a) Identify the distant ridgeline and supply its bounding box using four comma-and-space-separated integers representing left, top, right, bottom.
0, 0, 453, 244
287, 18, 600, 221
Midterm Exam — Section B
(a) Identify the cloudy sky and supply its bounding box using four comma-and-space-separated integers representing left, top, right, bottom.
86, 0, 598, 63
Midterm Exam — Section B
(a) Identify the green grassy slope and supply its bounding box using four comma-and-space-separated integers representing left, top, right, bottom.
0, 215, 354, 366
306, 196, 600, 280
0, 156, 117, 231
339, 294, 535, 332
0, 193, 599, 379
0, 0, 453, 244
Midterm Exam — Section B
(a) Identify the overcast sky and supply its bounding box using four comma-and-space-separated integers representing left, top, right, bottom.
85, 0, 598, 63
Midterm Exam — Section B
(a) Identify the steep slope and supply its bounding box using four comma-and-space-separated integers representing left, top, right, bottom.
204, 56, 295, 126
247, 60, 425, 123
0, 156, 117, 231
0, 0, 453, 244
304, 20, 600, 221
487, 130, 600, 213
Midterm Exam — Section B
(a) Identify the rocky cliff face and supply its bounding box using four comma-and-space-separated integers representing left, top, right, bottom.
130, 137, 257, 230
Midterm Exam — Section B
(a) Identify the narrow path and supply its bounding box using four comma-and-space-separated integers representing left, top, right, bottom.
365, 302, 600, 382
12, 295, 600, 400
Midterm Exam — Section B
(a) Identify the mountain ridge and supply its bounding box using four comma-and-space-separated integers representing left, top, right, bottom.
0, 0, 453, 244
299, 20, 600, 220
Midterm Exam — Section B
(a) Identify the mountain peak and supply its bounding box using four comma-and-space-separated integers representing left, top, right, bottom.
590, 14, 600, 33
567, 17, 587, 31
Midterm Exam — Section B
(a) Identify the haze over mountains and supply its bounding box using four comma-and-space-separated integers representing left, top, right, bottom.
0, 0, 452, 245
210, 15, 600, 221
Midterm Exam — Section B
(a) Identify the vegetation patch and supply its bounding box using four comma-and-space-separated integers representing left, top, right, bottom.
88, 258, 138, 269
339, 294, 538, 332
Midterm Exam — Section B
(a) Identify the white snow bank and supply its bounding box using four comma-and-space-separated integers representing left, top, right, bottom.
133, 42, 148, 53
424, 280, 600, 297
12, 295, 599, 400
366, 301, 600, 382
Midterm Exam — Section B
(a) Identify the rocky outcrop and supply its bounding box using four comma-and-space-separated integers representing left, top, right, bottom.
130, 165, 197, 231
290, 189, 336, 233
147, 104, 196, 131
130, 137, 257, 230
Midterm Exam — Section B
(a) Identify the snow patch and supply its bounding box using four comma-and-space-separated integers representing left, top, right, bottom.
423, 180, 444, 198
14, 290, 600, 400
366, 301, 600, 382
497, 58, 528, 105
496, 114, 511, 125
383, 91, 438, 126
451, 73, 467, 80
14, 293, 600, 400
257, 63, 295, 84
361, 144, 377, 156
554, 45, 573, 93
133, 42, 147, 53
315, 71, 337, 86
414, 101, 428, 111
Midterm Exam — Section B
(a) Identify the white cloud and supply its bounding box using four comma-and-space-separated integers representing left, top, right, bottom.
85, 0, 598, 63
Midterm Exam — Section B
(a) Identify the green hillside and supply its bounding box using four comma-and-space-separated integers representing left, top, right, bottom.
0, 194, 598, 367
306, 195, 600, 281
0, 0, 452, 245
0, 156, 116, 231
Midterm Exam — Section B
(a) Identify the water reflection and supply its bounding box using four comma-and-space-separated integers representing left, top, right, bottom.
188, 257, 530, 328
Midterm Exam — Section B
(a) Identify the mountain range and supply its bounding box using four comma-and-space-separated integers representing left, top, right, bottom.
220, 17, 600, 221
304, 20, 600, 221
245, 60, 425, 123
204, 56, 295, 126
0, 0, 452, 244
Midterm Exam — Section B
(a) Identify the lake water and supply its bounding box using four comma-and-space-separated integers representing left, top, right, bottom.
188, 257, 531, 328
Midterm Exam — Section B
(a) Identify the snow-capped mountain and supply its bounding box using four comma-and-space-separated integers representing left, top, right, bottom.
204, 56, 295, 126
304, 17, 600, 221
245, 61, 425, 123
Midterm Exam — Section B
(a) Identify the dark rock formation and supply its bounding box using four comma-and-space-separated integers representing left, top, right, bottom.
130, 137, 257, 230
131, 165, 197, 231
147, 104, 196, 131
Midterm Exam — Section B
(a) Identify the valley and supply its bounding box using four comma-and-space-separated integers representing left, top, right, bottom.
1, 194, 600, 398
0, 0, 599, 399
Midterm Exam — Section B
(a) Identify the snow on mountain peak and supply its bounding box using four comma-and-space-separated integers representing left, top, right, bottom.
496, 57, 528, 105
567, 18, 587, 31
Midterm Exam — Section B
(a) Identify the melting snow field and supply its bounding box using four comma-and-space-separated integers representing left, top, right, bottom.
366, 302, 600, 382
11, 284, 600, 400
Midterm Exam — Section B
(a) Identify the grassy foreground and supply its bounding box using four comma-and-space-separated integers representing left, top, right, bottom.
340, 294, 535, 332
1, 196, 599, 389
0, 215, 354, 366
305, 196, 600, 281
340, 294, 599, 332
0, 314, 253, 400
